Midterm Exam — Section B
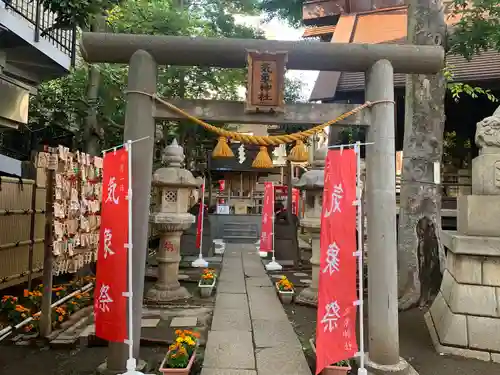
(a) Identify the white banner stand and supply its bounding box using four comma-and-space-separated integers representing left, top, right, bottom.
192, 177, 208, 268
265, 183, 282, 271
123, 140, 144, 375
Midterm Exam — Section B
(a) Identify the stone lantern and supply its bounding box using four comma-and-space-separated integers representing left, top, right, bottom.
293, 146, 327, 306
146, 139, 200, 302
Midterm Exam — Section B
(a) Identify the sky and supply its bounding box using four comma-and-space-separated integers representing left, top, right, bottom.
234, 15, 319, 101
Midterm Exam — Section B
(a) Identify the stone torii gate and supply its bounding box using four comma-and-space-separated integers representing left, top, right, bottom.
80, 33, 444, 375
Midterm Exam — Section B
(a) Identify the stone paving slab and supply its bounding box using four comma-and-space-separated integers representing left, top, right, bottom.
216, 293, 249, 310
170, 317, 197, 327
256, 344, 312, 375
218, 281, 246, 294
252, 319, 302, 348
201, 370, 257, 375
246, 276, 273, 287
202, 244, 311, 375
204, 330, 255, 369
212, 308, 251, 332
243, 266, 267, 277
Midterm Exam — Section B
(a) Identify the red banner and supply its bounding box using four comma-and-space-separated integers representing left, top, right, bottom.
196, 183, 205, 249
259, 182, 274, 252
94, 148, 128, 343
273, 186, 300, 216
292, 188, 300, 216
316, 149, 358, 374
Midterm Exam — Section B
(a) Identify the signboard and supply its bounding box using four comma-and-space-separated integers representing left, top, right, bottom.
245, 50, 287, 113
217, 204, 230, 215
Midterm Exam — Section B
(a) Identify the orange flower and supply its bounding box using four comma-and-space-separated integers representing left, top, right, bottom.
23, 289, 29, 298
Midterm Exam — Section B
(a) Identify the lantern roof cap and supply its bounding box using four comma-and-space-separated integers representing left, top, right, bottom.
294, 145, 327, 190
152, 139, 199, 187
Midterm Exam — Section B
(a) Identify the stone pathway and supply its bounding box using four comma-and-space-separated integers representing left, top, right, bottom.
201, 244, 311, 375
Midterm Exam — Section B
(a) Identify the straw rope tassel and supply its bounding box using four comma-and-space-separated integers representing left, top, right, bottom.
213, 136, 234, 158
288, 139, 308, 162
252, 146, 273, 168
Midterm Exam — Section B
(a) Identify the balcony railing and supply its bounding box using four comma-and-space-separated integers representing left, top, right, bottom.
2, 0, 76, 66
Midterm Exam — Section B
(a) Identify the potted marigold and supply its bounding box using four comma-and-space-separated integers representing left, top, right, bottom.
275, 276, 294, 304
309, 338, 352, 375
198, 268, 217, 298
159, 329, 199, 374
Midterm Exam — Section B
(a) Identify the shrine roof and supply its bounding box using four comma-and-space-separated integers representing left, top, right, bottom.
306, 6, 500, 101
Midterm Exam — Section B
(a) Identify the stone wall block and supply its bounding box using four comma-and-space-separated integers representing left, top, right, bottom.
440, 269, 454, 303
429, 292, 468, 347
448, 282, 498, 317
457, 195, 500, 237
447, 252, 482, 284
472, 153, 500, 195
467, 315, 500, 351
483, 258, 500, 286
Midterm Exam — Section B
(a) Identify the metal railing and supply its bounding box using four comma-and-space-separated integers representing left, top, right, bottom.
2, 0, 76, 66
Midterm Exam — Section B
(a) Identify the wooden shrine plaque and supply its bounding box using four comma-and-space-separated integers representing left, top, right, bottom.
245, 50, 287, 114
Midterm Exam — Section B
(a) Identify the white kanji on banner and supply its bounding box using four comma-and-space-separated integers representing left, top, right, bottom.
321, 300, 341, 332
105, 176, 120, 204
324, 183, 344, 217
97, 284, 114, 312
103, 228, 115, 259
323, 242, 340, 275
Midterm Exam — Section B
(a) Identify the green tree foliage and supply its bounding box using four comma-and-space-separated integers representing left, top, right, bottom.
22, 0, 302, 162
448, 0, 500, 60
258, 0, 303, 27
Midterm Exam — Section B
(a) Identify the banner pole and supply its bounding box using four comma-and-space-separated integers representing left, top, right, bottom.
355, 141, 367, 375
124, 140, 139, 374
265, 182, 282, 271
192, 177, 208, 268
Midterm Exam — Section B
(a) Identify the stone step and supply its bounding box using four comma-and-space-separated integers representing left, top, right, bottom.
224, 236, 258, 244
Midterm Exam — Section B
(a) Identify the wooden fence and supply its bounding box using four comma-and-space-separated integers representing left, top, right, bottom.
0, 173, 46, 290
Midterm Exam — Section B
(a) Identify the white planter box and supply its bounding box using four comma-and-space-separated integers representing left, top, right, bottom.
214, 244, 225, 255
275, 282, 294, 304
198, 278, 216, 297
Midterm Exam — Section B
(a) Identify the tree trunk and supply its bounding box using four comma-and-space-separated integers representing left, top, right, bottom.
84, 15, 106, 155
397, 0, 447, 310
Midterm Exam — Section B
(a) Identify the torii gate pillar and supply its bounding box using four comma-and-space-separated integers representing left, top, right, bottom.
99, 49, 157, 374
364, 60, 416, 375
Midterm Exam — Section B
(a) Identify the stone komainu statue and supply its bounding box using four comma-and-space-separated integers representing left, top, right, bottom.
475, 105, 500, 152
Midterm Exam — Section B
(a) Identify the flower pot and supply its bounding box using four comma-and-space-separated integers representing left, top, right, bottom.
198, 279, 216, 298
214, 243, 225, 255
321, 365, 351, 375
159, 351, 196, 374
309, 338, 351, 375
275, 282, 294, 304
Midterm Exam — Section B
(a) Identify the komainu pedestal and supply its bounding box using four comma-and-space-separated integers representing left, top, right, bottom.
426, 106, 500, 363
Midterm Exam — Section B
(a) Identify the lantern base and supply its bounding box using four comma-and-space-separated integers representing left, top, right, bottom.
145, 284, 191, 303
295, 287, 318, 306
265, 260, 283, 271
